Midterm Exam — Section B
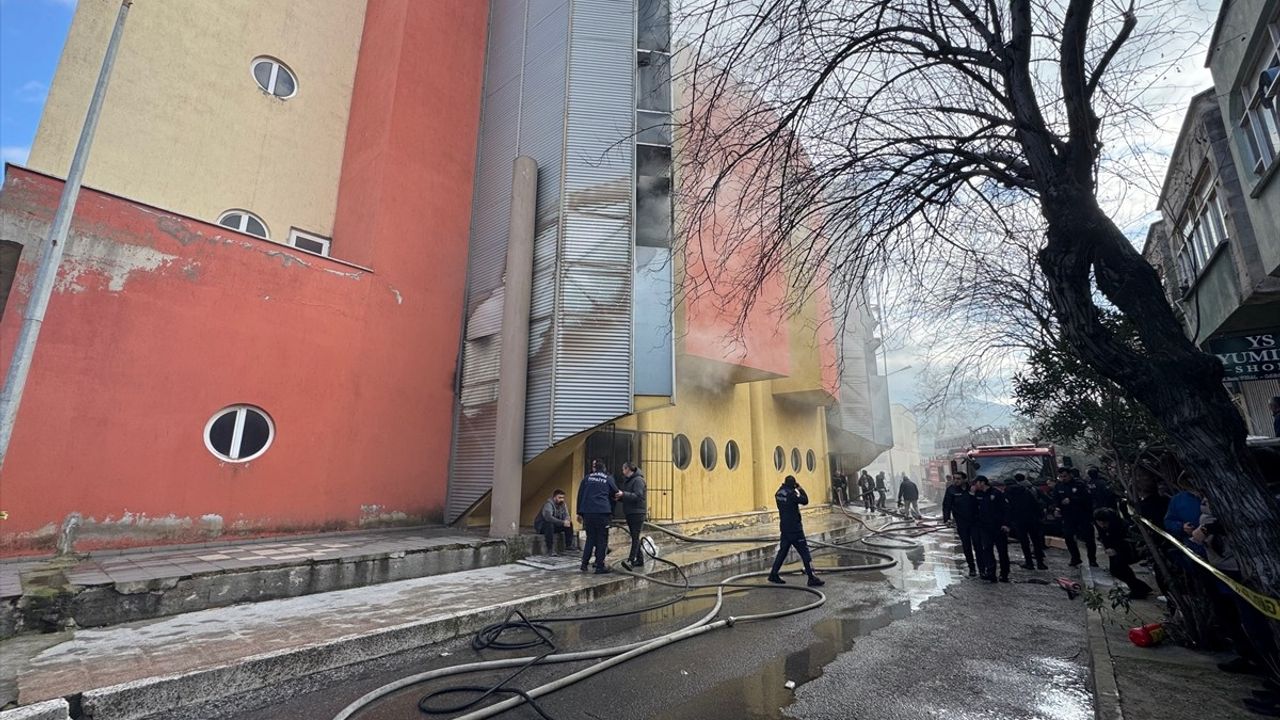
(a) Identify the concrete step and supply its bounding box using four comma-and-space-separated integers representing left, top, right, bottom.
7, 511, 871, 720
0, 527, 533, 639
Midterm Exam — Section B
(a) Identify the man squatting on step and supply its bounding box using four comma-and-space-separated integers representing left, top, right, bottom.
534, 489, 575, 555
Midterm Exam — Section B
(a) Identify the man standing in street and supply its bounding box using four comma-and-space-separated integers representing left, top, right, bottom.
576, 458, 622, 574
943, 472, 978, 577
618, 462, 648, 570
534, 489, 575, 556
1005, 473, 1048, 570
896, 473, 921, 519
875, 471, 888, 509
1051, 467, 1098, 568
974, 475, 1011, 583
859, 471, 877, 513
767, 475, 825, 587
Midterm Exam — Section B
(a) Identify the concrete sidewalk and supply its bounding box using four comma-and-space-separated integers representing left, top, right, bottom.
1, 508, 877, 720
1, 526, 522, 636
1080, 563, 1270, 720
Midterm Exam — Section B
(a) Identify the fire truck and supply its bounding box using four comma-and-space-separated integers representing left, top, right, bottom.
950, 443, 1058, 486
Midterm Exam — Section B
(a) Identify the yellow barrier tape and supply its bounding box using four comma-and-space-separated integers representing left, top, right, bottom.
1130, 509, 1280, 621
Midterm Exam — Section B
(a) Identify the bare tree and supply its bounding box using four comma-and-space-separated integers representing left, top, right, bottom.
672, 0, 1280, 643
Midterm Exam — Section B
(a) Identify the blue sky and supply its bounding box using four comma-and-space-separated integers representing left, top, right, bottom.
0, 0, 76, 166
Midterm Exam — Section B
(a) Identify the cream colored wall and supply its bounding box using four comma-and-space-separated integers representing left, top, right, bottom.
28, 0, 365, 244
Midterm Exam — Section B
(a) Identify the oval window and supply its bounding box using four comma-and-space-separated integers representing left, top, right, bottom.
699, 437, 717, 470
791, 447, 801, 473
218, 210, 270, 240
251, 57, 297, 98
806, 449, 816, 473
672, 434, 691, 470
724, 440, 740, 470
773, 446, 785, 472
205, 405, 274, 462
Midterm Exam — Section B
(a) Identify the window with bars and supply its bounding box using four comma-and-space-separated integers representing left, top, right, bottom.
1238, 22, 1280, 177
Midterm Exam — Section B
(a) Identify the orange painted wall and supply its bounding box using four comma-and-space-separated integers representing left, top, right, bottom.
681, 185, 792, 377
0, 0, 488, 550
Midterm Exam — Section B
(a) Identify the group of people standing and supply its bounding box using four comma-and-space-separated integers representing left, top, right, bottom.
831, 470, 921, 519
940, 465, 1151, 598
943, 471, 1049, 582
533, 459, 649, 574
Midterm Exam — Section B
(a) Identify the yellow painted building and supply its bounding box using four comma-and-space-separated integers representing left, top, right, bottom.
502, 278, 843, 530
28, 0, 365, 247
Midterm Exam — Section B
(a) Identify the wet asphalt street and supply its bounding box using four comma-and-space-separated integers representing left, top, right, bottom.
228, 532, 1091, 720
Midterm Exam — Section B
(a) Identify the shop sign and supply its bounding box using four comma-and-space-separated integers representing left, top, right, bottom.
1207, 330, 1280, 381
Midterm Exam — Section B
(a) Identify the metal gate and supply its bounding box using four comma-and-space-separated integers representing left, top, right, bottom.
638, 430, 675, 521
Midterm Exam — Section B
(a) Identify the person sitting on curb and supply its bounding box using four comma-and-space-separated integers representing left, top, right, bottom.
533, 489, 575, 557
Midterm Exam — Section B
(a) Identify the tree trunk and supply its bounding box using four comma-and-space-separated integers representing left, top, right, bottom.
1036, 189, 1280, 673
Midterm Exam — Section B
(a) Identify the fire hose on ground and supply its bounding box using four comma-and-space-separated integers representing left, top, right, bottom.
331, 507, 952, 720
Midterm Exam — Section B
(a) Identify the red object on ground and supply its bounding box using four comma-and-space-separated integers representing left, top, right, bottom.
1128, 623, 1166, 647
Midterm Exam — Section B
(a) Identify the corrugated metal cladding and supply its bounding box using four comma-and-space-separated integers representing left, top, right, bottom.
552, 0, 636, 443
449, 0, 572, 523
448, 0, 637, 522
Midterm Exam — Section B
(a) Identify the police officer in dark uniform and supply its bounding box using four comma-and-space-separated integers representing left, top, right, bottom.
767, 475, 825, 587
576, 458, 622, 574
973, 475, 1011, 583
1005, 473, 1049, 570
942, 472, 978, 577
1051, 467, 1098, 567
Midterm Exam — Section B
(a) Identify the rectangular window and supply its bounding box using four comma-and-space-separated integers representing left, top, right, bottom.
1173, 169, 1229, 284
637, 51, 672, 112
288, 229, 331, 256
638, 0, 670, 53
1239, 20, 1280, 176
636, 110, 672, 146
636, 145, 672, 247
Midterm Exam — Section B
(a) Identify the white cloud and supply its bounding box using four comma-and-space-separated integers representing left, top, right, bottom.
1, 146, 30, 165
15, 80, 47, 104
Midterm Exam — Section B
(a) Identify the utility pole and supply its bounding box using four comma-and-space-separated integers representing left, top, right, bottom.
0, 0, 133, 468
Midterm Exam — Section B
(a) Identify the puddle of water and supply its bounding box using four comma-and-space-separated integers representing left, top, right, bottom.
660, 546, 966, 720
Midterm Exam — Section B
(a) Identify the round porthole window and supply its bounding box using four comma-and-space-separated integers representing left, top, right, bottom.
699, 437, 717, 470
725, 440, 740, 470
672, 434, 691, 470
773, 446, 785, 472
251, 57, 297, 98
806, 449, 816, 472
791, 447, 801, 473
205, 405, 274, 462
